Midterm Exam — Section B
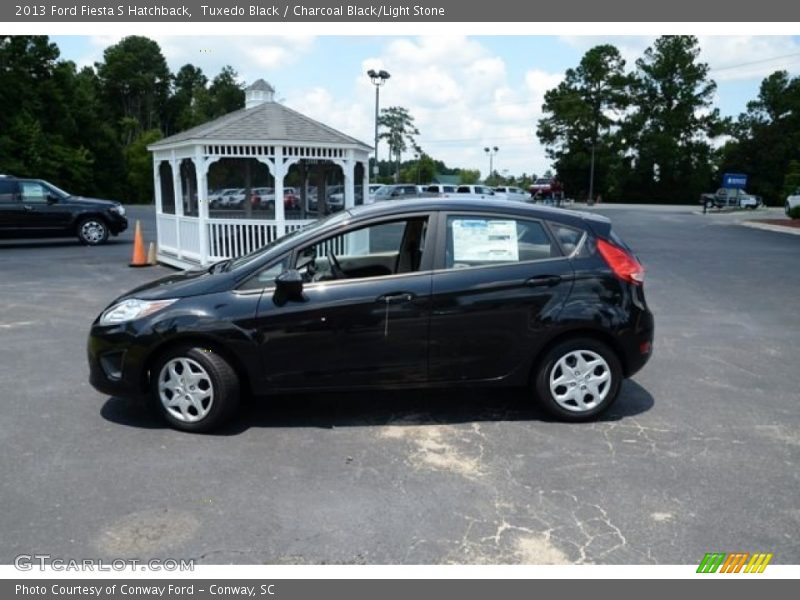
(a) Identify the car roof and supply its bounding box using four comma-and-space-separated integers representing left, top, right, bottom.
346, 197, 609, 229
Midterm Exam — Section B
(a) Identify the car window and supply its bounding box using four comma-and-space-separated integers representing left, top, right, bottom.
444, 215, 557, 269
20, 181, 49, 204
457, 186, 470, 193
549, 222, 585, 256
238, 257, 289, 291
0, 179, 18, 203
295, 217, 429, 283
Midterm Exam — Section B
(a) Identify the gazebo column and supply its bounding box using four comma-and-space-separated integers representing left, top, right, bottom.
344, 153, 356, 210
274, 146, 286, 238
153, 158, 163, 213
171, 153, 183, 259
361, 160, 370, 204
194, 149, 210, 266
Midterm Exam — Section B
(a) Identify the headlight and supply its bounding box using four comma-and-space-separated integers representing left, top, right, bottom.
99, 298, 177, 325
110, 204, 126, 216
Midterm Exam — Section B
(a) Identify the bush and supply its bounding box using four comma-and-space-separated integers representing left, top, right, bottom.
788, 205, 800, 220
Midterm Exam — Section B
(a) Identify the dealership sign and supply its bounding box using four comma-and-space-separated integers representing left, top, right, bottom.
722, 173, 748, 189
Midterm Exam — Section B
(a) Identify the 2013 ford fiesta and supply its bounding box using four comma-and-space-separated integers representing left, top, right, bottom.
88, 198, 654, 432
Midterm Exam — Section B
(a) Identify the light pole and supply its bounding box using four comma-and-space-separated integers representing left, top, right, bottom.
484, 146, 498, 185
367, 69, 390, 180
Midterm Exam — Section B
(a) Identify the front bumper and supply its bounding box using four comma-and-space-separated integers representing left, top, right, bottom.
87, 325, 150, 398
108, 213, 128, 236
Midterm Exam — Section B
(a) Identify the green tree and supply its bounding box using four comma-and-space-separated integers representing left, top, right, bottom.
96, 36, 171, 143
720, 71, 800, 205
124, 129, 163, 204
620, 35, 724, 203
458, 169, 481, 184
0, 36, 100, 193
203, 66, 245, 118
166, 64, 210, 134
378, 106, 421, 181
537, 44, 631, 200
399, 153, 435, 183
782, 160, 800, 199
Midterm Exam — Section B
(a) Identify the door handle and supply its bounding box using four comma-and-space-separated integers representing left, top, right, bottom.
525, 275, 562, 287
22, 205, 35, 211
376, 292, 415, 304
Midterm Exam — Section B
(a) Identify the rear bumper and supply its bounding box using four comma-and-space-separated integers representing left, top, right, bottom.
621, 306, 654, 377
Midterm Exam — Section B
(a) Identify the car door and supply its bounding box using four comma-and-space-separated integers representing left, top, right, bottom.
253, 213, 435, 389
18, 180, 72, 230
428, 212, 574, 383
0, 178, 24, 230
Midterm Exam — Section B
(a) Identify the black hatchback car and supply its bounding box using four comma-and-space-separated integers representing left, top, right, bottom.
0, 175, 127, 245
88, 199, 653, 432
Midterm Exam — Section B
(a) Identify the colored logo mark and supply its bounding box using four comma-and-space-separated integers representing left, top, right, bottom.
697, 552, 773, 573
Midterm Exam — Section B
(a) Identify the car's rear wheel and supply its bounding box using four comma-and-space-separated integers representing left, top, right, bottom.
77, 217, 109, 245
152, 346, 239, 432
534, 338, 622, 421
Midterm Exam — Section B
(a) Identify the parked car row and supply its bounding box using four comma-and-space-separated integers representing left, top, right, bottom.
371, 183, 533, 202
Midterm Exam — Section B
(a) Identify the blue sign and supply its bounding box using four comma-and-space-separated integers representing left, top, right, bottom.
722, 173, 748, 189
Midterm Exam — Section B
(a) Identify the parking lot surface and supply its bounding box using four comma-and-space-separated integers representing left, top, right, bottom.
1, 204, 798, 564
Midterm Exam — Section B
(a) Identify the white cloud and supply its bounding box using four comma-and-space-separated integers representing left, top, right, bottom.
697, 36, 800, 82
81, 35, 315, 83
560, 35, 800, 82
287, 37, 560, 178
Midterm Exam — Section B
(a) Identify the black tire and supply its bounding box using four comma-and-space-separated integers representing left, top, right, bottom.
76, 217, 109, 245
151, 345, 240, 433
533, 337, 622, 422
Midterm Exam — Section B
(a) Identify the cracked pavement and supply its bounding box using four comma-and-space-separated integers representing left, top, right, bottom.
1, 204, 798, 564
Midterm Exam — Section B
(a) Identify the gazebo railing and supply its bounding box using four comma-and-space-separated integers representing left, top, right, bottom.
206, 217, 320, 261
158, 214, 348, 266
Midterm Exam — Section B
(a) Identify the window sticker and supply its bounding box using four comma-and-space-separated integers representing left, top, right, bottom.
451, 219, 519, 262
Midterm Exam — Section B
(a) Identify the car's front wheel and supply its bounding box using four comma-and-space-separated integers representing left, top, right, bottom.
152, 346, 240, 432
77, 217, 109, 245
534, 338, 622, 421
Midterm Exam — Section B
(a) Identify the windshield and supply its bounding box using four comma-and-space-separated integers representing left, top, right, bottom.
227, 210, 351, 271
374, 186, 394, 198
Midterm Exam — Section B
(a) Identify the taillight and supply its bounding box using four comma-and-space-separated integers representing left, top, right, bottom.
596, 238, 645, 285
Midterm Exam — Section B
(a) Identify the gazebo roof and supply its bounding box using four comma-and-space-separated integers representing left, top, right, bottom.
150, 100, 371, 149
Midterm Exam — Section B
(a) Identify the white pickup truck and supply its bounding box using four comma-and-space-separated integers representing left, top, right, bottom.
701, 187, 762, 210
786, 188, 800, 218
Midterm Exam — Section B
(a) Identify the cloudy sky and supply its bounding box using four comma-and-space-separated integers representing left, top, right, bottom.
52, 35, 800, 177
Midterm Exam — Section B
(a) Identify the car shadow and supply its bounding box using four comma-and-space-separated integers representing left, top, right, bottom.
100, 379, 654, 435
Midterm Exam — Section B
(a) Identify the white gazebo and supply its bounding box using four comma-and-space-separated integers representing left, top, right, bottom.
148, 80, 372, 269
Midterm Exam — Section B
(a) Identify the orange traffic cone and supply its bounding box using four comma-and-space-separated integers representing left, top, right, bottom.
129, 220, 148, 267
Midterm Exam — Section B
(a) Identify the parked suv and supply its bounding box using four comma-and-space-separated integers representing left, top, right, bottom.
88, 198, 654, 432
0, 175, 127, 245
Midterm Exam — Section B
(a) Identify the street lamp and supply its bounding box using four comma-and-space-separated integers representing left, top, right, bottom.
367, 69, 391, 179
484, 146, 499, 184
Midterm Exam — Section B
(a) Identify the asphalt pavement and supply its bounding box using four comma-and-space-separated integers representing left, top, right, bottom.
0, 203, 798, 565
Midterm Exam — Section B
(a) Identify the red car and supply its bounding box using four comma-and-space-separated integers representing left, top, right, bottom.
529, 177, 553, 196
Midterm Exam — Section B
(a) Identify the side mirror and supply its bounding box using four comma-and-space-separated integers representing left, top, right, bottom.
273, 269, 304, 303
46, 194, 59, 205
